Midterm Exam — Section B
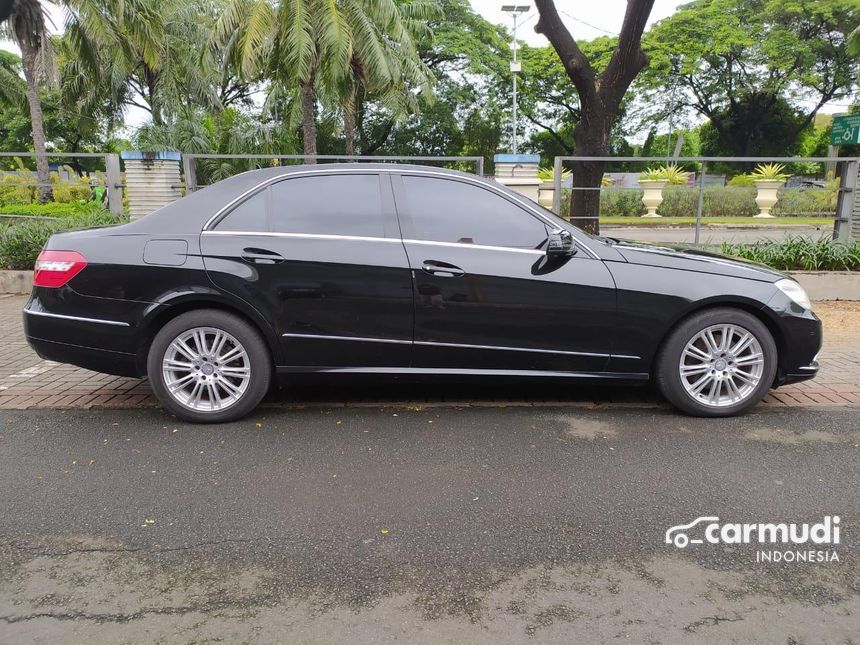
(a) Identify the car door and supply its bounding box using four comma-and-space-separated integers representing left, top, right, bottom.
201, 171, 414, 368
392, 173, 617, 373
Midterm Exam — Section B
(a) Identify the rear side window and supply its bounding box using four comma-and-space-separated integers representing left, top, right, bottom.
214, 174, 387, 237
270, 174, 385, 237
216, 189, 267, 232
401, 175, 547, 249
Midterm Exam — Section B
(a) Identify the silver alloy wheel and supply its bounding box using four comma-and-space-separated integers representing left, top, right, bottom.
161, 326, 251, 412
679, 323, 765, 408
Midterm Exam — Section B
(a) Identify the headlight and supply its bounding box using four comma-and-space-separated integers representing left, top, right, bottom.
775, 278, 811, 310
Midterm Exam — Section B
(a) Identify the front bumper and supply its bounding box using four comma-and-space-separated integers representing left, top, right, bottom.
764, 290, 823, 387
780, 355, 820, 385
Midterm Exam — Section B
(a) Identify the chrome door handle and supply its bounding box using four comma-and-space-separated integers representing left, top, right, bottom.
241, 247, 285, 264
421, 261, 465, 277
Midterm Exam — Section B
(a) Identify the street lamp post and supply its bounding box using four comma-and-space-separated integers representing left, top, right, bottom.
502, 4, 530, 155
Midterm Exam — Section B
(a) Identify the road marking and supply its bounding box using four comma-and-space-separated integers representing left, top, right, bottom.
0, 361, 59, 391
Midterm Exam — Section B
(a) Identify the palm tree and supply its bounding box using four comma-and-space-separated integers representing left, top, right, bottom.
339, 1, 438, 155
1, 0, 55, 202
849, 24, 860, 57
215, 0, 438, 159
61, 0, 220, 126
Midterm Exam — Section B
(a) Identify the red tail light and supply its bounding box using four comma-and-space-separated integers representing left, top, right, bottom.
33, 250, 88, 288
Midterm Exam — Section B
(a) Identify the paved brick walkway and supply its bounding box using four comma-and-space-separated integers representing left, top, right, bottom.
1, 294, 858, 410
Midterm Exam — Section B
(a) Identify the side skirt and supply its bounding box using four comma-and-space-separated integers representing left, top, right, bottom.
275, 366, 649, 381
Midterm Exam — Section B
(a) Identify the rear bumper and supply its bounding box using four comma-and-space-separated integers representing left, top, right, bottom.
23, 287, 148, 377
26, 334, 139, 377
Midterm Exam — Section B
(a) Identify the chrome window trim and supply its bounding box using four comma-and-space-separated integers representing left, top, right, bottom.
201, 230, 547, 256
401, 238, 545, 256
24, 309, 130, 327
201, 167, 598, 259
280, 331, 634, 360
201, 230, 402, 244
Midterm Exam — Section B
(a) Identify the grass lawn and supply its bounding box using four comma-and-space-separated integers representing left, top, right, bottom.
599, 216, 831, 226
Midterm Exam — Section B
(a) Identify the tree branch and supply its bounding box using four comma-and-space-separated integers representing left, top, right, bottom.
533, 0, 597, 103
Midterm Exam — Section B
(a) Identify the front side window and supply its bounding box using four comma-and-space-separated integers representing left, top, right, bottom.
401, 176, 548, 249
270, 174, 385, 237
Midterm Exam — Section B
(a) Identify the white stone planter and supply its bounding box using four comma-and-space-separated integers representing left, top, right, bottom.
639, 179, 668, 217
538, 180, 555, 210
754, 179, 784, 218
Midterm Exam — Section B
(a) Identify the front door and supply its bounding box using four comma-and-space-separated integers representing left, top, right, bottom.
392, 173, 616, 373
202, 172, 414, 368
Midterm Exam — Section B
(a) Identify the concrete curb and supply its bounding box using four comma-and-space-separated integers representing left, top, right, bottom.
788, 272, 860, 301
0, 269, 858, 300
0, 271, 33, 295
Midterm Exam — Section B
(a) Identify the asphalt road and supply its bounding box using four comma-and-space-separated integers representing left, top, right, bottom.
0, 406, 857, 643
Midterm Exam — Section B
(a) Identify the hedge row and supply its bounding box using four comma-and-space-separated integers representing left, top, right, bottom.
0, 208, 128, 270
0, 171, 93, 206
558, 186, 837, 218
721, 236, 860, 271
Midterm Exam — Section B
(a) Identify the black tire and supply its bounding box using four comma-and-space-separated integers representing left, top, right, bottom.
147, 309, 271, 423
655, 307, 778, 417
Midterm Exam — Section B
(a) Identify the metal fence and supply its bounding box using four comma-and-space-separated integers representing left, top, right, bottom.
0, 152, 124, 216
551, 156, 860, 245
182, 154, 485, 192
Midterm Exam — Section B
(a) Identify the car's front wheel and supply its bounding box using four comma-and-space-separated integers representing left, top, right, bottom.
147, 309, 271, 423
655, 308, 777, 417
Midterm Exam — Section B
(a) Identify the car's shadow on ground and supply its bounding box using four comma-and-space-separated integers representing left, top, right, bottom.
263, 377, 664, 407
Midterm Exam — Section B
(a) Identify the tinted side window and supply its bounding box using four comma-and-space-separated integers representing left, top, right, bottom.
402, 176, 548, 249
216, 189, 268, 231
270, 174, 385, 237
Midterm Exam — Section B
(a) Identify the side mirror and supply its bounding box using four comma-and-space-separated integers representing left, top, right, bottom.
547, 229, 576, 257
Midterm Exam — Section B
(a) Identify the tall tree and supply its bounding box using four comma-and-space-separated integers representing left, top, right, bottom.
215, 0, 437, 159
516, 38, 620, 156
62, 0, 221, 125
1, 0, 55, 202
641, 0, 858, 159
337, 0, 437, 156
534, 0, 654, 233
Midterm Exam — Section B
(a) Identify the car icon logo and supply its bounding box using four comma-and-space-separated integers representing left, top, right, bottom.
665, 516, 719, 548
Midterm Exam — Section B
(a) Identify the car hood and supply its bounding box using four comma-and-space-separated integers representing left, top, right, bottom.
610, 239, 786, 282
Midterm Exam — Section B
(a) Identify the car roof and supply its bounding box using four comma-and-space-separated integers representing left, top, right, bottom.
125, 163, 502, 234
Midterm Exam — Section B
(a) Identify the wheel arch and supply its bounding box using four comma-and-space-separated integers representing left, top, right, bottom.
134, 294, 284, 375
650, 298, 786, 383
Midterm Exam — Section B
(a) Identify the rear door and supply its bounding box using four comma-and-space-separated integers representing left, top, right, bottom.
392, 173, 617, 373
201, 171, 414, 368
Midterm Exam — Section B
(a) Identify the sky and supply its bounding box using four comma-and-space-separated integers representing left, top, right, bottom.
0, 0, 849, 131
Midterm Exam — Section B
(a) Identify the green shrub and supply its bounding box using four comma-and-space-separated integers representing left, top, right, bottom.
601, 188, 646, 216
556, 184, 837, 219
0, 208, 128, 270
0, 219, 63, 270
0, 171, 36, 205
559, 188, 647, 217
51, 177, 91, 203
721, 236, 860, 271
0, 202, 99, 218
657, 186, 759, 217
772, 187, 837, 217
727, 174, 755, 187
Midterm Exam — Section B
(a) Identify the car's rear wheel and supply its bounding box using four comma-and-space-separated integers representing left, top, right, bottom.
655, 308, 777, 417
147, 310, 271, 423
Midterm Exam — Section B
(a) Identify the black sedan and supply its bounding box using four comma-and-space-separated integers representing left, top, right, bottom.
23, 164, 821, 422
